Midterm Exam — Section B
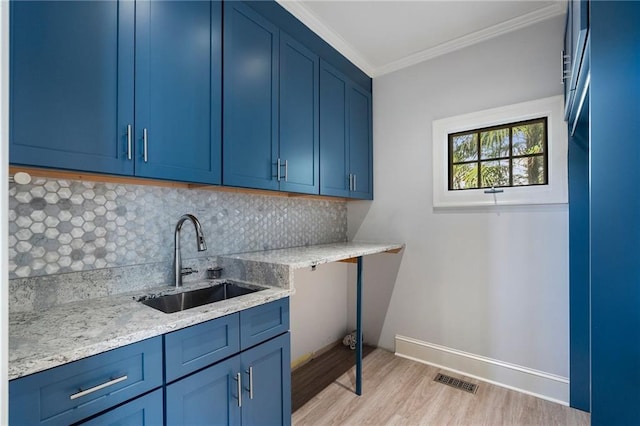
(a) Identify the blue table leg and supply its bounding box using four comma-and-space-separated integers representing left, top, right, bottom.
356, 256, 363, 396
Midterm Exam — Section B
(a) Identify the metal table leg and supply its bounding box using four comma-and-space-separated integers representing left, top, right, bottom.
356, 256, 363, 395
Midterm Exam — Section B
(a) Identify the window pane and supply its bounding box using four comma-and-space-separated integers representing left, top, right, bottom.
480, 160, 509, 187
480, 128, 509, 159
452, 133, 478, 162
452, 163, 478, 189
513, 156, 546, 185
513, 122, 545, 156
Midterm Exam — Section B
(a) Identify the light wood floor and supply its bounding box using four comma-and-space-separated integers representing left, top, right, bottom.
293, 349, 590, 425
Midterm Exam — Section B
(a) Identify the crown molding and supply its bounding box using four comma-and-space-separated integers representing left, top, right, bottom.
374, 3, 565, 77
275, 0, 377, 76
277, 1, 565, 79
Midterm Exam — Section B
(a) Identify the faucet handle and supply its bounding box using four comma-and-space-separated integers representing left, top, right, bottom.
181, 267, 198, 276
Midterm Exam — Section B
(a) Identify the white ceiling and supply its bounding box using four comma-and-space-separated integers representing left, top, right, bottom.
277, 0, 565, 77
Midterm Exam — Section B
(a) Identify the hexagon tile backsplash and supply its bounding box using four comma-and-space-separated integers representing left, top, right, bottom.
8, 177, 347, 280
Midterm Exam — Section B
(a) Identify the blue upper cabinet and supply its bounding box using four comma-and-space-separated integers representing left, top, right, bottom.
11, 0, 372, 197
10, 1, 135, 175
319, 61, 350, 198
278, 32, 320, 195
135, 0, 222, 185
348, 85, 373, 200
320, 60, 373, 199
223, 1, 280, 191
223, 3, 322, 195
10, 0, 222, 185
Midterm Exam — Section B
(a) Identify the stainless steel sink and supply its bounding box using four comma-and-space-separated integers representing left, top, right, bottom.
140, 282, 264, 314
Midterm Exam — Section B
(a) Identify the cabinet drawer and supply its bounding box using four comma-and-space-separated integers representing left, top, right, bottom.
240, 298, 290, 350
9, 336, 162, 426
79, 388, 163, 426
165, 313, 240, 383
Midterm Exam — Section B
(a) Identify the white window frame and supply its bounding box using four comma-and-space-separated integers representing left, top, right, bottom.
432, 95, 568, 208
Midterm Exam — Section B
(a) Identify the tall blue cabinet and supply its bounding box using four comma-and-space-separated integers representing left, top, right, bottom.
566, 1, 640, 422
10, 0, 222, 185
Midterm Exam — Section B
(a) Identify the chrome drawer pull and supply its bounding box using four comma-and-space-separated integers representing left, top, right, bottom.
247, 366, 254, 399
69, 375, 128, 400
235, 372, 242, 407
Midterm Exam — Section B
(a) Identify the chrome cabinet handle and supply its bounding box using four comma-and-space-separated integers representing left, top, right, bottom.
235, 372, 242, 407
143, 128, 148, 163
353, 174, 357, 192
126, 124, 132, 160
247, 367, 254, 399
69, 375, 128, 400
276, 158, 281, 182
348, 174, 353, 191
284, 160, 288, 182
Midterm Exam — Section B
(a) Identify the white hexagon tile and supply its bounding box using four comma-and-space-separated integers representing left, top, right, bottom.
8, 178, 347, 280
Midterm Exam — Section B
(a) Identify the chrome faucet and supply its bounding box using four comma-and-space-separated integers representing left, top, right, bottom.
174, 214, 207, 288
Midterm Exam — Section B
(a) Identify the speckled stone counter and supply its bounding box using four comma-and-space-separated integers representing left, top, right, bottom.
223, 242, 404, 268
10, 241, 403, 380
9, 281, 290, 380
219, 241, 404, 289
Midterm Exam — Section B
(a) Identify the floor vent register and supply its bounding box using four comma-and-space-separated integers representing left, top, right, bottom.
434, 373, 478, 394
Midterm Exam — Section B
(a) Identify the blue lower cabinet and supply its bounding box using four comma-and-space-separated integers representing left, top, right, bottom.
240, 333, 291, 426
9, 337, 162, 426
164, 313, 240, 384
79, 389, 164, 426
240, 298, 289, 351
165, 332, 291, 426
166, 356, 242, 426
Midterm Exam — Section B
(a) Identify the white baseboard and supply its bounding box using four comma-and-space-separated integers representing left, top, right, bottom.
394, 335, 569, 405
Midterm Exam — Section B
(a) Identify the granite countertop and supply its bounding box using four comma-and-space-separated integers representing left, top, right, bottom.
10, 241, 403, 380
221, 241, 404, 269
9, 280, 290, 380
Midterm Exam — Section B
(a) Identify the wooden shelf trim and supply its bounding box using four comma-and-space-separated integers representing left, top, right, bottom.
9, 166, 348, 202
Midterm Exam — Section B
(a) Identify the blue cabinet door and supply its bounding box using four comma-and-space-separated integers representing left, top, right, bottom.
319, 60, 349, 197
278, 33, 319, 195
166, 356, 241, 426
241, 333, 291, 426
10, 1, 135, 175
348, 85, 373, 200
319, 60, 373, 199
589, 2, 640, 423
568, 100, 590, 412
135, 0, 222, 184
79, 389, 163, 426
223, 2, 279, 191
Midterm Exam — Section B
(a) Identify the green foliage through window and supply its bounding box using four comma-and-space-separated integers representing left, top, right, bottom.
448, 118, 548, 190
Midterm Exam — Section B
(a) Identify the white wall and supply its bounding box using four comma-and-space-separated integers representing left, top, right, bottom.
290, 263, 349, 363
348, 15, 569, 382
